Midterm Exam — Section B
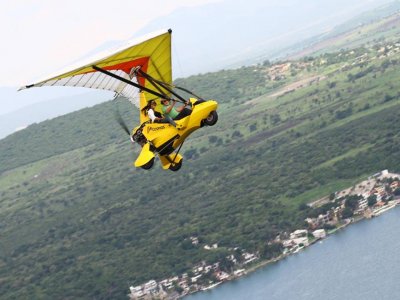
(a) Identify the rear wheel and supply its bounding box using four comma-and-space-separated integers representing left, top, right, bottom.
204, 111, 218, 126
169, 160, 182, 172
141, 158, 155, 170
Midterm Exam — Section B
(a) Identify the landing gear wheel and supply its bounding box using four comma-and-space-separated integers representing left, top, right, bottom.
204, 111, 218, 126
141, 158, 155, 170
169, 160, 182, 172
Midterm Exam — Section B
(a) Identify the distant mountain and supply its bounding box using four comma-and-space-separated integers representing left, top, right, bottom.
282, 0, 400, 59
320, 0, 400, 38
0, 90, 112, 139
0, 86, 108, 115
135, 0, 395, 77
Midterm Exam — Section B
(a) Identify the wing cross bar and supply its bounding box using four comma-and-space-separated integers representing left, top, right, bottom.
92, 65, 173, 100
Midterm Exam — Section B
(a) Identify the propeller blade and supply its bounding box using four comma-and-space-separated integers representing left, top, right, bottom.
114, 110, 130, 136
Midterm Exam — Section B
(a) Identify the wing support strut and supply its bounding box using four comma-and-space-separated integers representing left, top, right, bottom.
136, 69, 187, 103
92, 65, 205, 104
136, 69, 204, 101
92, 65, 172, 100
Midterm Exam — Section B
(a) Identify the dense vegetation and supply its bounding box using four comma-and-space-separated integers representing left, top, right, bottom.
2, 22, 400, 300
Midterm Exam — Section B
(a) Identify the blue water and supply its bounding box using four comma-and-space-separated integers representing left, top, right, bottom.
185, 207, 400, 300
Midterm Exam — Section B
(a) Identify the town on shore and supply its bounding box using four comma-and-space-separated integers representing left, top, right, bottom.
128, 170, 400, 300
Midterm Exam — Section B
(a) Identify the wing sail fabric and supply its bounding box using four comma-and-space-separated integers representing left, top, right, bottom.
20, 29, 172, 107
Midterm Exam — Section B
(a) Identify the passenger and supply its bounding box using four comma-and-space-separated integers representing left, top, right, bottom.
161, 98, 192, 120
142, 100, 176, 127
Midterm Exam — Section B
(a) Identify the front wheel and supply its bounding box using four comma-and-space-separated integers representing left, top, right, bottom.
203, 111, 218, 126
141, 158, 155, 170
169, 160, 182, 172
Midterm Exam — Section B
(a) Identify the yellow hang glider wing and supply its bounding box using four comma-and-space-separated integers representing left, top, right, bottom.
19, 29, 172, 108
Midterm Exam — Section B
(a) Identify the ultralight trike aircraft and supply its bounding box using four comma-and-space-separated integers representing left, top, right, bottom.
20, 29, 218, 171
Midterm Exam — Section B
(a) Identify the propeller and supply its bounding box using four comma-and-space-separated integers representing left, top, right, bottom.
114, 112, 130, 136
113, 101, 131, 136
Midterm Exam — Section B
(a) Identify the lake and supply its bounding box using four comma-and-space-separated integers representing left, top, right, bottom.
185, 207, 400, 300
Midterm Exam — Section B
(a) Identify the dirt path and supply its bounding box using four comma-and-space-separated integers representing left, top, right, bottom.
268, 75, 326, 98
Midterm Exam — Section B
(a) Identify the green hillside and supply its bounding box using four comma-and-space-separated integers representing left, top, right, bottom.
2, 37, 400, 299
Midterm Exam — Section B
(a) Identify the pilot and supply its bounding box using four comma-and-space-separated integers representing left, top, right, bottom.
161, 98, 191, 120
142, 100, 176, 127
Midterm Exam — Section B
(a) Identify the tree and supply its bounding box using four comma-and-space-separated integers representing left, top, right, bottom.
270, 114, 281, 125
173, 283, 183, 294
345, 195, 360, 210
335, 107, 353, 120
208, 135, 218, 143
260, 243, 283, 260
231, 130, 243, 138
249, 123, 257, 132
233, 248, 243, 263
298, 203, 309, 211
323, 223, 336, 230
383, 94, 393, 103
180, 239, 194, 250
263, 60, 271, 67
328, 81, 337, 89
367, 195, 377, 207
341, 207, 354, 219
184, 149, 198, 160
219, 256, 234, 273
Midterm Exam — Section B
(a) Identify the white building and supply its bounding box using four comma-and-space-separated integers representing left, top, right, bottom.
318, 213, 330, 224
204, 244, 218, 250
191, 274, 202, 283
144, 280, 157, 288
129, 286, 144, 298
312, 229, 326, 239
283, 240, 295, 248
355, 198, 368, 214
292, 237, 309, 247
290, 229, 308, 239
234, 269, 246, 276
190, 236, 199, 245
227, 254, 237, 264
240, 252, 258, 265
216, 271, 230, 281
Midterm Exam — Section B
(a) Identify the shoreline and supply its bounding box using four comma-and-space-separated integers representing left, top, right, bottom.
186, 201, 399, 298
247, 202, 399, 274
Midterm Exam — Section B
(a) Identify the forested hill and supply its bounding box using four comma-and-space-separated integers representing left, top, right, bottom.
2, 39, 400, 298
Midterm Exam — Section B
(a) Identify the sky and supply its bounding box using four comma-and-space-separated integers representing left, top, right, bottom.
0, 0, 393, 117
1, 0, 220, 88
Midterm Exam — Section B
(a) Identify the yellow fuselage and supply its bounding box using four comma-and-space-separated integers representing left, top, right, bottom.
133, 98, 218, 169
